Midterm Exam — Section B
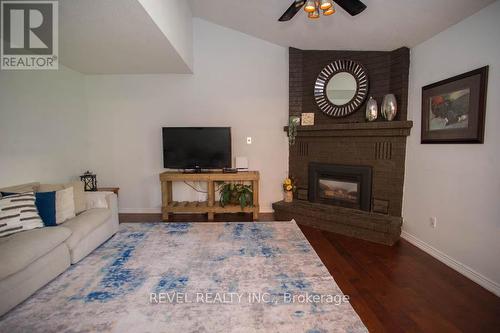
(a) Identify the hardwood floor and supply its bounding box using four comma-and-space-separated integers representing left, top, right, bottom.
119, 213, 500, 332
299, 225, 500, 333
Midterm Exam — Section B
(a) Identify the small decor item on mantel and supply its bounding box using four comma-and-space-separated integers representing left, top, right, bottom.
288, 116, 300, 145
365, 96, 378, 122
80, 171, 97, 192
381, 94, 398, 121
301, 112, 315, 126
421, 66, 488, 144
282, 177, 296, 203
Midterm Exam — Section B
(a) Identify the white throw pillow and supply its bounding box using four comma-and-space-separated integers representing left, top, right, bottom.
0, 192, 44, 237
56, 187, 76, 224
69, 181, 86, 214
85, 192, 109, 210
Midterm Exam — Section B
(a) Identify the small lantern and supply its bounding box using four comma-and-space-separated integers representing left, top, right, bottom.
80, 171, 97, 191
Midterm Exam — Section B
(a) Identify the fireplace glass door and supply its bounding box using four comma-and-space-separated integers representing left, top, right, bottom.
318, 178, 360, 207
308, 163, 372, 211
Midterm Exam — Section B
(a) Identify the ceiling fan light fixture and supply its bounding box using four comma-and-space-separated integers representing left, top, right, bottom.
304, 0, 316, 13
320, 0, 332, 10
278, 0, 366, 22
323, 6, 335, 16
308, 5, 320, 19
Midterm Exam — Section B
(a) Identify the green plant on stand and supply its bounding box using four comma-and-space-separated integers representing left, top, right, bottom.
218, 182, 253, 209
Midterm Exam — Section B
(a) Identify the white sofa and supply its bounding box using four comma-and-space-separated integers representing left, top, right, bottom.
0, 183, 119, 316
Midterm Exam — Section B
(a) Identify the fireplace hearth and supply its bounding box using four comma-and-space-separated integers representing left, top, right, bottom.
308, 163, 372, 211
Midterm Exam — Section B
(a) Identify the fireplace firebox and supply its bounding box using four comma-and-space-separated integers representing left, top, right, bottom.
308, 162, 372, 211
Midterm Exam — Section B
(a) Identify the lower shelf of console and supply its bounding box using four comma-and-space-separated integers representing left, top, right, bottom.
163, 201, 258, 219
272, 200, 402, 246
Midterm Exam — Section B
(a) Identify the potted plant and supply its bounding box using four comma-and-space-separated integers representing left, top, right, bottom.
218, 182, 253, 209
282, 177, 296, 203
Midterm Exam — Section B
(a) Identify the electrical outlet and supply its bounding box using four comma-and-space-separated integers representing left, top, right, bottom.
430, 217, 437, 228
246, 137, 252, 144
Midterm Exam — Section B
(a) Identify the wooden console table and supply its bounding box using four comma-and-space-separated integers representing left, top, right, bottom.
159, 171, 259, 221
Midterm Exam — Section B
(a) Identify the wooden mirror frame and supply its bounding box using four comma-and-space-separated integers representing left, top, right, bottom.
314, 59, 369, 117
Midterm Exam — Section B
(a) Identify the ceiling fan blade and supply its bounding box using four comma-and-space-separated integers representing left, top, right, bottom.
278, 1, 305, 22
334, 0, 366, 16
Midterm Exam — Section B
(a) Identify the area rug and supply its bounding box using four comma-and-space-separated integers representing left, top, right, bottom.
0, 221, 367, 333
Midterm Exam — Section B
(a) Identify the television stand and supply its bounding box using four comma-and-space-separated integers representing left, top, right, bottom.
159, 171, 260, 221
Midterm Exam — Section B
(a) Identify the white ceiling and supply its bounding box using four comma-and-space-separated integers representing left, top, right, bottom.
60, 0, 192, 74
190, 0, 496, 50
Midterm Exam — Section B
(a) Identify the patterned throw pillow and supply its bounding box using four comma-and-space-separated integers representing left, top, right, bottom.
0, 192, 44, 237
2, 188, 77, 226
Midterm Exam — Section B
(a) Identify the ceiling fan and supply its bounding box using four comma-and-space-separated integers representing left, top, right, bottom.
279, 0, 366, 21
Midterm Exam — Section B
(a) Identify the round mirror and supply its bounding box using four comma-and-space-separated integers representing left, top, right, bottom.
314, 59, 369, 117
326, 72, 358, 106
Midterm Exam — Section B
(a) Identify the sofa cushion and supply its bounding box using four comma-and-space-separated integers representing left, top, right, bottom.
62, 208, 111, 250
0, 226, 71, 280
0, 193, 44, 237
5, 187, 79, 226
70, 181, 86, 214
37, 184, 65, 192
36, 191, 57, 226
55, 187, 75, 224
39, 182, 86, 215
85, 191, 109, 210
0, 183, 40, 198
1, 191, 59, 227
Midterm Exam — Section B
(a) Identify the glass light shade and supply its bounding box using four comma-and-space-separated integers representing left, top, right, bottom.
320, 0, 332, 10
323, 6, 335, 16
308, 6, 320, 19
304, 0, 316, 13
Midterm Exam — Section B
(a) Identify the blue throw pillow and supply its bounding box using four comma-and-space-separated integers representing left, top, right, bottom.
34, 192, 56, 226
1, 191, 56, 227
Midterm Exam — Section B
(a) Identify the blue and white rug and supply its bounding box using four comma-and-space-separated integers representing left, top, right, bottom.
0, 221, 367, 333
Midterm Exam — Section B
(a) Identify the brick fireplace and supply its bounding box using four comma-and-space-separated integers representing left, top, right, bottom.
272, 47, 412, 246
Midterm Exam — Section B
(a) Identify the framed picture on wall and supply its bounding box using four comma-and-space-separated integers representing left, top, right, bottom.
421, 66, 488, 143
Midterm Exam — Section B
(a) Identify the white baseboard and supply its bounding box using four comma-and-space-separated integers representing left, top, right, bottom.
119, 208, 161, 214
401, 231, 500, 297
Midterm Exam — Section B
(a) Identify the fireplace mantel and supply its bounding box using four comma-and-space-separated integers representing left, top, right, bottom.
284, 120, 413, 137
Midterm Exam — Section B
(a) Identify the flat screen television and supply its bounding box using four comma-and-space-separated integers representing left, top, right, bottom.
162, 127, 232, 170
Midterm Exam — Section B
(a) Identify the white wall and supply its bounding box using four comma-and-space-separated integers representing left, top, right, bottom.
404, 1, 500, 295
138, 0, 194, 72
85, 19, 289, 213
0, 66, 88, 187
